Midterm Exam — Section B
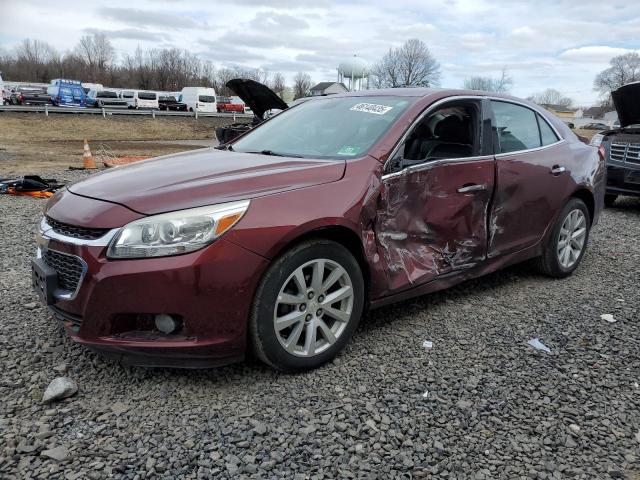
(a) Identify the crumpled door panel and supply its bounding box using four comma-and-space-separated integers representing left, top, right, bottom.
372, 159, 494, 295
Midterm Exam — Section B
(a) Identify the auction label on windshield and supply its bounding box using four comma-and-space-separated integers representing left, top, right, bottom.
350, 103, 393, 115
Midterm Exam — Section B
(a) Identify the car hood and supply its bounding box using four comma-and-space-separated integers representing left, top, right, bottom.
612, 82, 640, 127
68, 148, 345, 215
226, 78, 288, 119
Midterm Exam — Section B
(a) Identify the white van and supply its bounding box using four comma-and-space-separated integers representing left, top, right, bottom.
180, 87, 216, 112
120, 90, 159, 109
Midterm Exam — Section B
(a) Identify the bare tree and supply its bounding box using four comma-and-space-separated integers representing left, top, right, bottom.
464, 68, 512, 93
0, 37, 269, 93
371, 39, 441, 88
13, 39, 59, 82
293, 72, 312, 99
594, 52, 640, 107
528, 88, 573, 108
270, 72, 286, 98
74, 33, 115, 82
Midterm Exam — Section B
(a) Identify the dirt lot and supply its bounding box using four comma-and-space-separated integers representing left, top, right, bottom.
0, 168, 639, 479
0, 113, 242, 172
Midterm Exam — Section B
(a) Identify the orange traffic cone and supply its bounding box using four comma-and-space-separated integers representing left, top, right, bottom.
82, 139, 97, 169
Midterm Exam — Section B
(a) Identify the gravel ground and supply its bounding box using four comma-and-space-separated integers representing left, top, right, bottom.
1, 170, 639, 479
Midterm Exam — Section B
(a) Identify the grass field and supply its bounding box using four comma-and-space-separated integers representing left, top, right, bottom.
0, 113, 242, 173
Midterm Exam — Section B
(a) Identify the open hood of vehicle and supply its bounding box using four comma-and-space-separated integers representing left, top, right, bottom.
226, 78, 288, 119
612, 82, 640, 127
68, 148, 345, 215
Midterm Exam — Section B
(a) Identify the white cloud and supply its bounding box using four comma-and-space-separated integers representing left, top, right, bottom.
559, 46, 638, 63
2, 0, 640, 105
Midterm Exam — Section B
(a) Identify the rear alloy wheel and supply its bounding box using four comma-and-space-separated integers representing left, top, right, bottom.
537, 198, 590, 278
250, 240, 364, 371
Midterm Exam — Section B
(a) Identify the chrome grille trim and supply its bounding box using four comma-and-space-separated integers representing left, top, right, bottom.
610, 142, 640, 165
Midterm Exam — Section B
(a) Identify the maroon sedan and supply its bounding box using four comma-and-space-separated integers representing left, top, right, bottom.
32, 88, 605, 371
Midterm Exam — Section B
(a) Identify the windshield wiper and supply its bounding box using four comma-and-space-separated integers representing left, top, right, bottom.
248, 150, 303, 158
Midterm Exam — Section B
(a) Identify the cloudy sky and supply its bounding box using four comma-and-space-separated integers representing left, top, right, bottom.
2, 0, 639, 105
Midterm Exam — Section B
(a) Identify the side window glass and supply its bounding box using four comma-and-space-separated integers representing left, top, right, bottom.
538, 114, 560, 146
390, 103, 479, 172
491, 101, 541, 153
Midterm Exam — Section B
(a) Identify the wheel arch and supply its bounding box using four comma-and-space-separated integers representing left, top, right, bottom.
267, 225, 371, 306
571, 187, 595, 224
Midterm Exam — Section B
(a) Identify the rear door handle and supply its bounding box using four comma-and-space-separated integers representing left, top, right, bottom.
551, 165, 566, 175
457, 184, 487, 193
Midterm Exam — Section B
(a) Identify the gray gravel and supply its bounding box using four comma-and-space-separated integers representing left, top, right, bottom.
1, 169, 639, 479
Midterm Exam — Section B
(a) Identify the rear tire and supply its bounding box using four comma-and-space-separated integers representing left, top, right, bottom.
250, 240, 364, 372
536, 198, 590, 278
604, 194, 618, 208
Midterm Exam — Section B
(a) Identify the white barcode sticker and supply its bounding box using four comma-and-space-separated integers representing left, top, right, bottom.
350, 103, 393, 115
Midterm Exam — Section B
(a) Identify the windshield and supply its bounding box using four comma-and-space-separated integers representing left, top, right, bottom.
216, 96, 230, 103
232, 96, 414, 159
199, 95, 216, 103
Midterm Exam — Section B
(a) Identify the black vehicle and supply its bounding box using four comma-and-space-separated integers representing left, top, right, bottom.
591, 82, 640, 206
158, 94, 187, 111
583, 122, 609, 130
215, 79, 289, 144
11, 86, 51, 105
87, 89, 128, 108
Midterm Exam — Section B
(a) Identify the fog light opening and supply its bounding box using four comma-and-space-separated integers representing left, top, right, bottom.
154, 314, 182, 334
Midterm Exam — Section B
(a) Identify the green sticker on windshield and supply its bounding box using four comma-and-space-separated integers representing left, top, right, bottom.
337, 145, 360, 156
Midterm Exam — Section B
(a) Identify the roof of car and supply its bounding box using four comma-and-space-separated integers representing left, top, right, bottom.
331, 87, 524, 102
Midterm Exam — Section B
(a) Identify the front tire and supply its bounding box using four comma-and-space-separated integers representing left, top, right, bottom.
250, 240, 364, 371
537, 198, 590, 278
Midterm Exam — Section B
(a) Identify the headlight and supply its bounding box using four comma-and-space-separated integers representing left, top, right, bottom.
590, 133, 604, 147
107, 200, 249, 259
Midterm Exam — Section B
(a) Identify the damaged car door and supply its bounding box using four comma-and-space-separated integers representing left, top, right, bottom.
376, 97, 495, 293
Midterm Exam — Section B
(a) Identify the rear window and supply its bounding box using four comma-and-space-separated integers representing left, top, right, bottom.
216, 96, 230, 103
199, 95, 215, 103
160, 95, 175, 101
491, 101, 541, 153
537, 114, 560, 146
97, 91, 118, 98
122, 91, 134, 98
138, 92, 157, 100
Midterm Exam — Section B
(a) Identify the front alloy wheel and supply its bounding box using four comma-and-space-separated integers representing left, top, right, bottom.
274, 259, 354, 357
250, 240, 364, 371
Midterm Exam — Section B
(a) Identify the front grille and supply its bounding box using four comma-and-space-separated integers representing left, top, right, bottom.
46, 216, 109, 240
43, 250, 84, 292
610, 142, 640, 164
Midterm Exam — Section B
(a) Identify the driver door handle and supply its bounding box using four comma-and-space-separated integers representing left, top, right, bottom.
551, 165, 566, 175
457, 184, 487, 194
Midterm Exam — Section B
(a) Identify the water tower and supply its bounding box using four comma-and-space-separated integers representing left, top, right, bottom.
337, 55, 369, 91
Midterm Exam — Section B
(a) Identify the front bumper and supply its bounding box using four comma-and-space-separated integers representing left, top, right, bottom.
36, 220, 269, 368
606, 164, 640, 197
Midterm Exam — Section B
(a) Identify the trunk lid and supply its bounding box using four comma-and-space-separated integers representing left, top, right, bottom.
226, 78, 288, 119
